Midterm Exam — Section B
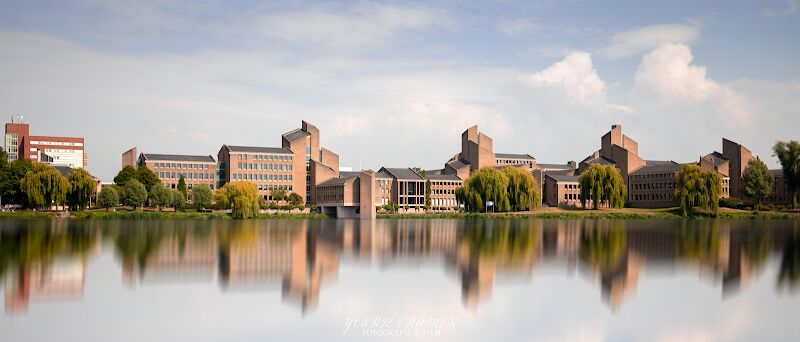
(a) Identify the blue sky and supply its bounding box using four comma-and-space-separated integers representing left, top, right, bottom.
1, 0, 798, 180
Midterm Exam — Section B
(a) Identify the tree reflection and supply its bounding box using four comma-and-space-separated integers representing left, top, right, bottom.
676, 222, 720, 264
463, 220, 540, 265
579, 222, 627, 272
0, 223, 97, 281
778, 233, 800, 291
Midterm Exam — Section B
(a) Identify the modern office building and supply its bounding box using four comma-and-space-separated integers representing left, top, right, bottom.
427, 173, 462, 210
121, 146, 137, 169
137, 153, 217, 190
543, 174, 584, 208
4, 116, 86, 168
627, 162, 683, 208
578, 124, 644, 187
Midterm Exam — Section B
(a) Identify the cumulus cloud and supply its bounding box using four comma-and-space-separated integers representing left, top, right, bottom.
255, 3, 453, 48
523, 52, 632, 113
599, 24, 700, 59
633, 43, 752, 123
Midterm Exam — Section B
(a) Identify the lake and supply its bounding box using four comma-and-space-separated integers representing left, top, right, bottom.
1, 218, 799, 341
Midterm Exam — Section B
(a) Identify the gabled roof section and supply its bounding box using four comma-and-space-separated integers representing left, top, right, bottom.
538, 163, 575, 170
631, 161, 682, 175
546, 174, 579, 182
317, 176, 356, 187
426, 173, 462, 181
380, 167, 424, 181
446, 158, 469, 169
141, 153, 216, 163
282, 128, 311, 142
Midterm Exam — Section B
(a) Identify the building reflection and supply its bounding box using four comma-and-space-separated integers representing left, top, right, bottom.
0, 219, 799, 316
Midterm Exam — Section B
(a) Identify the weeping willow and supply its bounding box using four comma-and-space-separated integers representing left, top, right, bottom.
20, 163, 68, 210
66, 168, 97, 210
578, 164, 626, 209
675, 164, 722, 216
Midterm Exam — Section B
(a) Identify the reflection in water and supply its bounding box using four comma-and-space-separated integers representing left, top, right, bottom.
0, 219, 799, 316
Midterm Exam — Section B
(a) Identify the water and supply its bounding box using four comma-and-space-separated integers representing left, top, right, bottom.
0, 218, 798, 341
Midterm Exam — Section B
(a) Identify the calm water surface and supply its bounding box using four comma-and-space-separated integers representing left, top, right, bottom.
0, 218, 799, 341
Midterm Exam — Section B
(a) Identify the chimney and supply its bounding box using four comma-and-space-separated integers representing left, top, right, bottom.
568, 161, 577, 169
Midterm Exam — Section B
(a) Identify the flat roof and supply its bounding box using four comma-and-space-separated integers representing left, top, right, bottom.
318, 176, 356, 187
631, 162, 682, 174
538, 163, 575, 170
546, 174, 579, 182
426, 173, 462, 181
225, 145, 293, 154
141, 153, 216, 163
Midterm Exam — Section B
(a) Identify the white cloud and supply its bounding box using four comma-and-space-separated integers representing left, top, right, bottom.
523, 52, 631, 114
761, 0, 799, 17
599, 24, 700, 59
255, 3, 453, 48
633, 43, 752, 123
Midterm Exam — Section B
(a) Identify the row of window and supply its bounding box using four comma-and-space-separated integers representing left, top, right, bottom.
561, 184, 580, 190
154, 162, 212, 169
632, 193, 674, 202
164, 183, 215, 190
159, 172, 214, 180
236, 153, 292, 161
236, 163, 293, 171
431, 181, 462, 186
257, 184, 292, 191
432, 189, 455, 195
233, 173, 293, 181
631, 182, 675, 190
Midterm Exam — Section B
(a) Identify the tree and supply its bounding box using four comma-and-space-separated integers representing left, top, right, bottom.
1, 159, 33, 206
177, 175, 187, 196
121, 179, 147, 209
420, 170, 431, 210
742, 158, 775, 208
503, 167, 540, 211
98, 186, 119, 211
578, 164, 626, 210
773, 140, 800, 209
215, 182, 260, 218
148, 184, 170, 211
287, 192, 303, 207
0, 147, 8, 206
114, 166, 138, 186
170, 189, 186, 211
66, 168, 96, 210
457, 167, 510, 212
675, 164, 722, 216
191, 184, 213, 210
136, 167, 161, 190
271, 188, 287, 202
20, 163, 69, 210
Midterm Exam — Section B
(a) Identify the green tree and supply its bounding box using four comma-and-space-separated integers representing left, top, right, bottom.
170, 189, 186, 211
98, 186, 119, 210
503, 167, 540, 211
773, 140, 800, 209
114, 166, 138, 186
742, 158, 775, 208
420, 170, 432, 210
177, 175, 187, 196
20, 163, 69, 210
215, 182, 260, 219
271, 188, 287, 202
66, 168, 96, 210
136, 167, 161, 190
287, 192, 303, 207
121, 179, 147, 209
675, 164, 722, 216
1, 159, 33, 206
457, 167, 510, 212
191, 184, 213, 210
0, 147, 9, 206
148, 184, 170, 211
578, 164, 626, 209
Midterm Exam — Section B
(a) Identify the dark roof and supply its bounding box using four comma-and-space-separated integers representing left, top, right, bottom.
495, 153, 535, 160
770, 169, 784, 177
631, 162, 682, 175
645, 160, 674, 166
706, 151, 729, 161
282, 128, 310, 142
339, 171, 361, 179
701, 152, 730, 167
53, 165, 73, 177
426, 173, 462, 181
141, 153, 216, 163
584, 155, 616, 165
375, 170, 392, 179
380, 167, 423, 181
317, 176, 356, 187
538, 163, 575, 170
446, 158, 469, 169
224, 145, 293, 154
546, 174, 579, 182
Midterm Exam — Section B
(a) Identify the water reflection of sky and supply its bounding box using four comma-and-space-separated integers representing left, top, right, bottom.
0, 219, 798, 341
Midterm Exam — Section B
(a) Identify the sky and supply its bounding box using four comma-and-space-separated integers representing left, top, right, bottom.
0, 0, 798, 181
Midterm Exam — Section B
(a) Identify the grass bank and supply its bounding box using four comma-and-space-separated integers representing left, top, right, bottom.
0, 211, 58, 219
71, 210, 329, 220
377, 208, 800, 220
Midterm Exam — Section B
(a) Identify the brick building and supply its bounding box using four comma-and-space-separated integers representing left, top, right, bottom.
5, 116, 86, 168
137, 153, 217, 190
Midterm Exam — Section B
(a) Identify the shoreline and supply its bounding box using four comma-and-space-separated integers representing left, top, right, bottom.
0, 207, 797, 220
